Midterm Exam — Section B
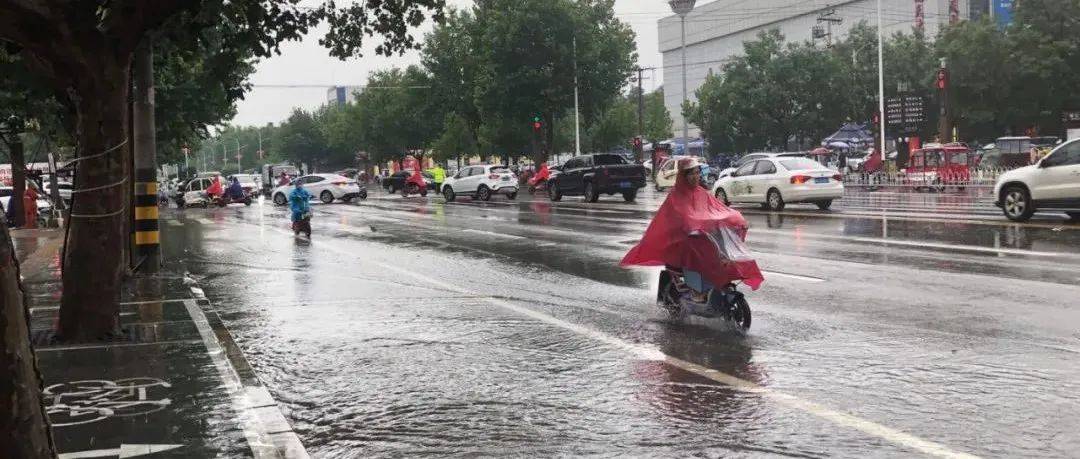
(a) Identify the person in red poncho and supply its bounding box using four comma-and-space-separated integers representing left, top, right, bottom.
404, 162, 426, 195
621, 157, 764, 297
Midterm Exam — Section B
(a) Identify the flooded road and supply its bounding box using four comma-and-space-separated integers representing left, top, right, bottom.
160, 187, 1080, 457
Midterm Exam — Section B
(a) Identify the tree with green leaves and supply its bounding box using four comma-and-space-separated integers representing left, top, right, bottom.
274, 108, 327, 172
0, 0, 445, 344
472, 0, 635, 162
433, 113, 478, 166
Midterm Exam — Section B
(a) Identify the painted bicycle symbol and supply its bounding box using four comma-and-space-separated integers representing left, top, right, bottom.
44, 378, 172, 427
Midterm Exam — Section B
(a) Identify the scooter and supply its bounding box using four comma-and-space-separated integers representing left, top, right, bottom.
212, 191, 253, 207
292, 212, 312, 237
657, 268, 751, 329
527, 176, 547, 195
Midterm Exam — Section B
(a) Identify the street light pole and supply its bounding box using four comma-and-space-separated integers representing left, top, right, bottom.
876, 0, 886, 161
235, 137, 242, 174
669, 0, 696, 148
573, 36, 581, 157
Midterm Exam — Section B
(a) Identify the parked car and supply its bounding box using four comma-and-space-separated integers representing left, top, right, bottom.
548, 153, 647, 202
382, 170, 435, 194
272, 174, 362, 205
994, 138, 1080, 222
980, 136, 1059, 169
710, 152, 808, 191
712, 157, 843, 211
1, 185, 57, 222
442, 164, 519, 202
654, 155, 690, 191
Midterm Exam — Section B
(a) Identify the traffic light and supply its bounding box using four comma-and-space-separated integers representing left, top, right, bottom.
532, 114, 542, 131
936, 69, 947, 90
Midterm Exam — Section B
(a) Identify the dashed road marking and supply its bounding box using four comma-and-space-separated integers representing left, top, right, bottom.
274, 227, 979, 459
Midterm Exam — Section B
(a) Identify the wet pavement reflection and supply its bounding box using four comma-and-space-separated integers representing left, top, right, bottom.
157, 187, 1080, 457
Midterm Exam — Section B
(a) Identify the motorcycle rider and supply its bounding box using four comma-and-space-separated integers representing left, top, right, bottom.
225, 176, 245, 201
206, 175, 223, 199
621, 157, 763, 301
289, 179, 312, 232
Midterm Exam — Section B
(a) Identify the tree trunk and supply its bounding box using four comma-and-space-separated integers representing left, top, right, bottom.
7, 137, 26, 228
0, 217, 57, 458
57, 55, 131, 342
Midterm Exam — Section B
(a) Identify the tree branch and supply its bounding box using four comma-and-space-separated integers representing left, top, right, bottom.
102, 0, 201, 51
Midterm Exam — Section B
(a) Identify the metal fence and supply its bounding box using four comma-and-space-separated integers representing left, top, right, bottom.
843, 167, 1014, 191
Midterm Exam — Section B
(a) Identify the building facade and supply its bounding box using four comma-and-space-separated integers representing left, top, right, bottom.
658, 0, 975, 138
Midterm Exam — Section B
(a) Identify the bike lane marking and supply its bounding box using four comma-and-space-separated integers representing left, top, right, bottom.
271, 227, 979, 459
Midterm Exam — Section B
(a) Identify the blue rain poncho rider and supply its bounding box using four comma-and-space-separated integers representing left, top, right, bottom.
226, 177, 245, 200
288, 181, 312, 222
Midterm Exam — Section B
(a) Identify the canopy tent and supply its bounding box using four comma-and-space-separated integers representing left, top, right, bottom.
658, 137, 709, 157
821, 123, 873, 148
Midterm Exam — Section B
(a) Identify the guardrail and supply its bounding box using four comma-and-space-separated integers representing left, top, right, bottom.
843, 167, 1014, 192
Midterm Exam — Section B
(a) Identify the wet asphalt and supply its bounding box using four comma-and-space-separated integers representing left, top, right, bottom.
160, 186, 1080, 458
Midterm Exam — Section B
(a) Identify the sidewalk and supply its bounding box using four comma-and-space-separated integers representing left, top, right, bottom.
12, 227, 306, 458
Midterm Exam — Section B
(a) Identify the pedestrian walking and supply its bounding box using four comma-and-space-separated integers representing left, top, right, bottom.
22, 184, 38, 229
428, 163, 446, 195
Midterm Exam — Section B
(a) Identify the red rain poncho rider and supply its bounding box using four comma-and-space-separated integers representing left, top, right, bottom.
621, 157, 764, 290
406, 163, 426, 190
530, 163, 551, 185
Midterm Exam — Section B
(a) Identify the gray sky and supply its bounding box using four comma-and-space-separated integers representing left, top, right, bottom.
230, 0, 674, 127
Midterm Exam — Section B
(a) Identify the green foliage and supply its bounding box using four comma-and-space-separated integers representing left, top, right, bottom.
432, 113, 478, 162
273, 109, 328, 169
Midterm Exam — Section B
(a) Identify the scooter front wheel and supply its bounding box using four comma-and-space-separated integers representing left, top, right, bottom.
730, 296, 751, 330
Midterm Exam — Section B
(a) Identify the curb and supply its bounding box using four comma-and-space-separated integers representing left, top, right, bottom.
187, 282, 309, 459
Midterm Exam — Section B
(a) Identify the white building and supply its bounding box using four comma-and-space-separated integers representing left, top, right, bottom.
659, 0, 976, 138
326, 86, 364, 105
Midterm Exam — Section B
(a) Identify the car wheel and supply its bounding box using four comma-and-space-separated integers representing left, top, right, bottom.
444, 186, 456, 202
1002, 186, 1035, 222
766, 189, 785, 211
243, 198, 252, 206
320, 190, 334, 204
715, 188, 729, 205
358, 189, 368, 200
273, 193, 286, 206
584, 182, 599, 203
477, 186, 492, 201
548, 181, 562, 202
507, 191, 518, 200
816, 199, 833, 210
622, 189, 637, 202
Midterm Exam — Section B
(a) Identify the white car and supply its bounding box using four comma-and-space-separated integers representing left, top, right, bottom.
441, 164, 518, 202
712, 157, 843, 211
1, 186, 53, 221
272, 173, 362, 206
994, 138, 1080, 222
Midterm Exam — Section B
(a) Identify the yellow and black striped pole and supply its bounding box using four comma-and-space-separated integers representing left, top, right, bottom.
132, 39, 160, 271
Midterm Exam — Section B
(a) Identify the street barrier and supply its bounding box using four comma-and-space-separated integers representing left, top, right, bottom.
842, 167, 1013, 193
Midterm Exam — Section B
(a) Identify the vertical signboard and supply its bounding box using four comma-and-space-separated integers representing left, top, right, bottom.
949, 0, 960, 24
994, 0, 1014, 28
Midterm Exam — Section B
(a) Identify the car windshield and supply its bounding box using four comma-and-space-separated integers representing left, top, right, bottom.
593, 154, 626, 165
780, 158, 826, 170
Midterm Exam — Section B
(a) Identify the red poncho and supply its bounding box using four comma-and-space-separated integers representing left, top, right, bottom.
621, 171, 764, 290
406, 165, 426, 188
530, 163, 550, 185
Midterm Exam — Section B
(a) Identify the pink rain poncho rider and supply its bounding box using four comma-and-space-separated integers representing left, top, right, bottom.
620, 160, 764, 290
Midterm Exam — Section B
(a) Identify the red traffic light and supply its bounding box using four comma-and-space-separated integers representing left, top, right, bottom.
533, 122, 542, 130
936, 69, 947, 89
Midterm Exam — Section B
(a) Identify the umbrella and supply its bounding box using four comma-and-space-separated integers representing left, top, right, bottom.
810, 147, 831, 156
828, 141, 851, 149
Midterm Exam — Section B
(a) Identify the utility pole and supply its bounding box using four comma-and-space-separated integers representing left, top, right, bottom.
816, 6, 842, 47
573, 37, 581, 157
876, 0, 886, 162
221, 142, 228, 172
234, 137, 242, 174
132, 39, 159, 271
636, 66, 645, 163
937, 58, 950, 142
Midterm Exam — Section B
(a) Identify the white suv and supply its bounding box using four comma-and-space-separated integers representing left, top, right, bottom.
994, 138, 1080, 222
442, 165, 518, 202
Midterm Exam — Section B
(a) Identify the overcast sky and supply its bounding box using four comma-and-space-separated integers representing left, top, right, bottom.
230, 0, 675, 127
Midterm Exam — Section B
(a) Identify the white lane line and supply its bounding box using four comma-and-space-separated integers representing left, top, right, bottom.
183, 299, 297, 459
761, 271, 825, 283
462, 228, 527, 240
751, 227, 1074, 259
285, 229, 977, 459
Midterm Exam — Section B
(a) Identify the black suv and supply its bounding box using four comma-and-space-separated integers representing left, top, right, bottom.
548, 154, 647, 202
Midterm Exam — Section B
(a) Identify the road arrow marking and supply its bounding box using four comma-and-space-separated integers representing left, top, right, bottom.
58, 444, 183, 459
